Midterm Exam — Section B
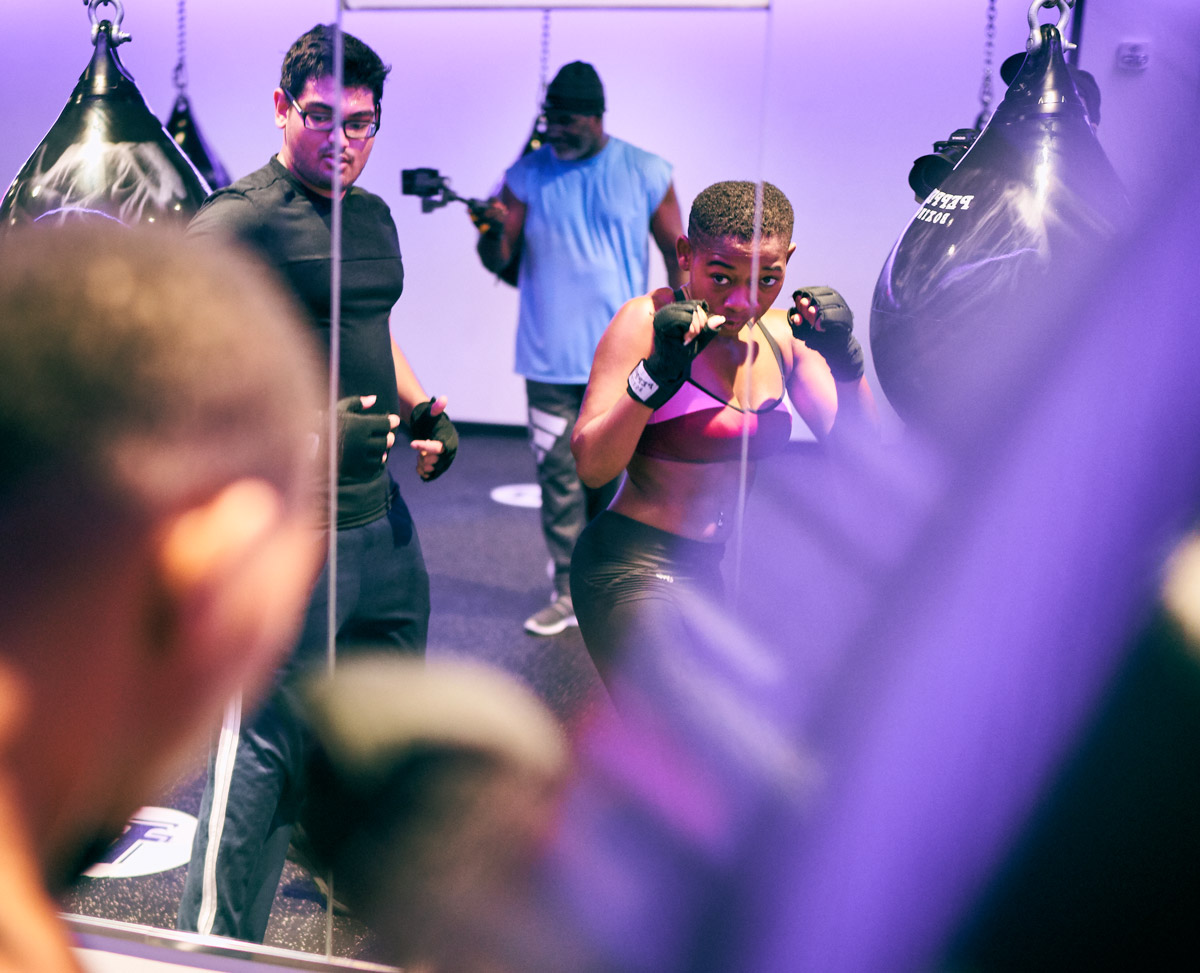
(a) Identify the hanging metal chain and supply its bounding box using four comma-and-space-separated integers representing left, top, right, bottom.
538, 9, 551, 106
173, 0, 188, 95
976, 0, 998, 127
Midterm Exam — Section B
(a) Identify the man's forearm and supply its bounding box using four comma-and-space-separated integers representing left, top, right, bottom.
391, 340, 429, 422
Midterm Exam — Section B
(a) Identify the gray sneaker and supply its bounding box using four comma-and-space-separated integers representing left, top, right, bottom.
524, 593, 577, 636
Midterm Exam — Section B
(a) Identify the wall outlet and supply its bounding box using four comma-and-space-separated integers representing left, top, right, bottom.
1115, 41, 1150, 72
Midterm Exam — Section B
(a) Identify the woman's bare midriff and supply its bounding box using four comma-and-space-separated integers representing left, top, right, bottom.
610, 452, 756, 541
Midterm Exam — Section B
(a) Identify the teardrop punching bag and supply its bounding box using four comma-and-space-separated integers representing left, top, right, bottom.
0, 14, 210, 231
166, 94, 230, 190
869, 23, 1129, 432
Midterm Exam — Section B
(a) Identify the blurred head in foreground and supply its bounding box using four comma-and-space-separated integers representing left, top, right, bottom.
0, 222, 325, 894
301, 656, 571, 972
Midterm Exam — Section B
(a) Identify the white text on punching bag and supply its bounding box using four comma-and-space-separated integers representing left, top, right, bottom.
915, 189, 976, 227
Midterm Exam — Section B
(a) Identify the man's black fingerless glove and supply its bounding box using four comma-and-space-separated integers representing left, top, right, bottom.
627, 300, 717, 409
469, 199, 504, 239
337, 396, 391, 481
788, 286, 866, 382
409, 399, 458, 481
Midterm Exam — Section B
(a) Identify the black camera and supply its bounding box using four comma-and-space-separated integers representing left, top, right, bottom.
908, 127, 979, 201
401, 168, 518, 285
400, 167, 489, 219
401, 167, 449, 200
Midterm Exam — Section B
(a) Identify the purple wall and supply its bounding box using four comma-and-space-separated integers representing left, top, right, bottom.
14, 1, 1191, 430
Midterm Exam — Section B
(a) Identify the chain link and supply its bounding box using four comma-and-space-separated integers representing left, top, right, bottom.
173, 0, 188, 95
538, 8, 551, 106
977, 0, 998, 127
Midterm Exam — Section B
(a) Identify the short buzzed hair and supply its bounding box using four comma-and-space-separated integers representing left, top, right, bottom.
0, 224, 323, 585
281, 24, 391, 104
688, 181, 794, 247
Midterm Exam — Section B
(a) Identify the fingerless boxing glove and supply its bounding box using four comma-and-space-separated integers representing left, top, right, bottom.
408, 399, 458, 481
337, 396, 392, 481
627, 300, 717, 409
788, 286, 866, 382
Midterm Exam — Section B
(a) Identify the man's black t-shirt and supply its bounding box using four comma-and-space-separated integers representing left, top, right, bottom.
190, 157, 404, 527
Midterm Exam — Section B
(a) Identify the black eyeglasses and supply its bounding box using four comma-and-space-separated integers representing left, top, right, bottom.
284, 90, 380, 139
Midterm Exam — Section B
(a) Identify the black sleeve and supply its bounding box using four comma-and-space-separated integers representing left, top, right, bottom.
187, 190, 259, 241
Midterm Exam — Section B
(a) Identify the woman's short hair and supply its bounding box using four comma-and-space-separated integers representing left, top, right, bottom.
688, 180, 794, 247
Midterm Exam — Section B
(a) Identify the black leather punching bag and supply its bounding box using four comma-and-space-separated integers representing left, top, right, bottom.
0, 16, 210, 231
166, 93, 230, 191
870, 24, 1128, 431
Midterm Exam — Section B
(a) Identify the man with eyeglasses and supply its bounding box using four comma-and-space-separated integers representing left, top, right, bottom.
476, 61, 684, 637
177, 23, 457, 945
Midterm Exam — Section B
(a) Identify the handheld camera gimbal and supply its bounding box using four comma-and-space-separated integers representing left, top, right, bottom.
400, 168, 491, 223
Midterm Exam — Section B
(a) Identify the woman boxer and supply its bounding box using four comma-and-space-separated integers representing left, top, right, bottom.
569, 180, 877, 683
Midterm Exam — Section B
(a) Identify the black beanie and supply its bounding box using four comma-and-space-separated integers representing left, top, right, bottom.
543, 61, 605, 115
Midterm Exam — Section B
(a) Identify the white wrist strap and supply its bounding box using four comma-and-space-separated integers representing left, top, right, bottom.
627, 360, 661, 404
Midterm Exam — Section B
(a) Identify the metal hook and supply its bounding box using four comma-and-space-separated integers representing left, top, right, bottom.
87, 0, 132, 47
1027, 0, 1075, 53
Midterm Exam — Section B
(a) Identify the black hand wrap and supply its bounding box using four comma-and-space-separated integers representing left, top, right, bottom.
788, 286, 866, 382
337, 396, 391, 481
627, 300, 717, 409
409, 399, 458, 481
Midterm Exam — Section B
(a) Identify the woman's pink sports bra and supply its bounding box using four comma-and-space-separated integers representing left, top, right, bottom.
635, 307, 793, 464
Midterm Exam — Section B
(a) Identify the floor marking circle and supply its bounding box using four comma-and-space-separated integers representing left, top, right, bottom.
490, 483, 542, 508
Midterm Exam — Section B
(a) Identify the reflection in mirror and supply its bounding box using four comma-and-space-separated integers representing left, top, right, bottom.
37, 0, 1139, 967
51, 1, 777, 965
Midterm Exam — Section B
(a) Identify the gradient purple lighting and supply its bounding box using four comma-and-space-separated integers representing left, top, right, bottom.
544, 131, 1200, 973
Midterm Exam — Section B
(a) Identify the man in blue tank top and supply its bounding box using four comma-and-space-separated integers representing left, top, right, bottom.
477, 61, 685, 636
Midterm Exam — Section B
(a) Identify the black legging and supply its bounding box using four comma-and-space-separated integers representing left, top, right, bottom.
570, 510, 725, 683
